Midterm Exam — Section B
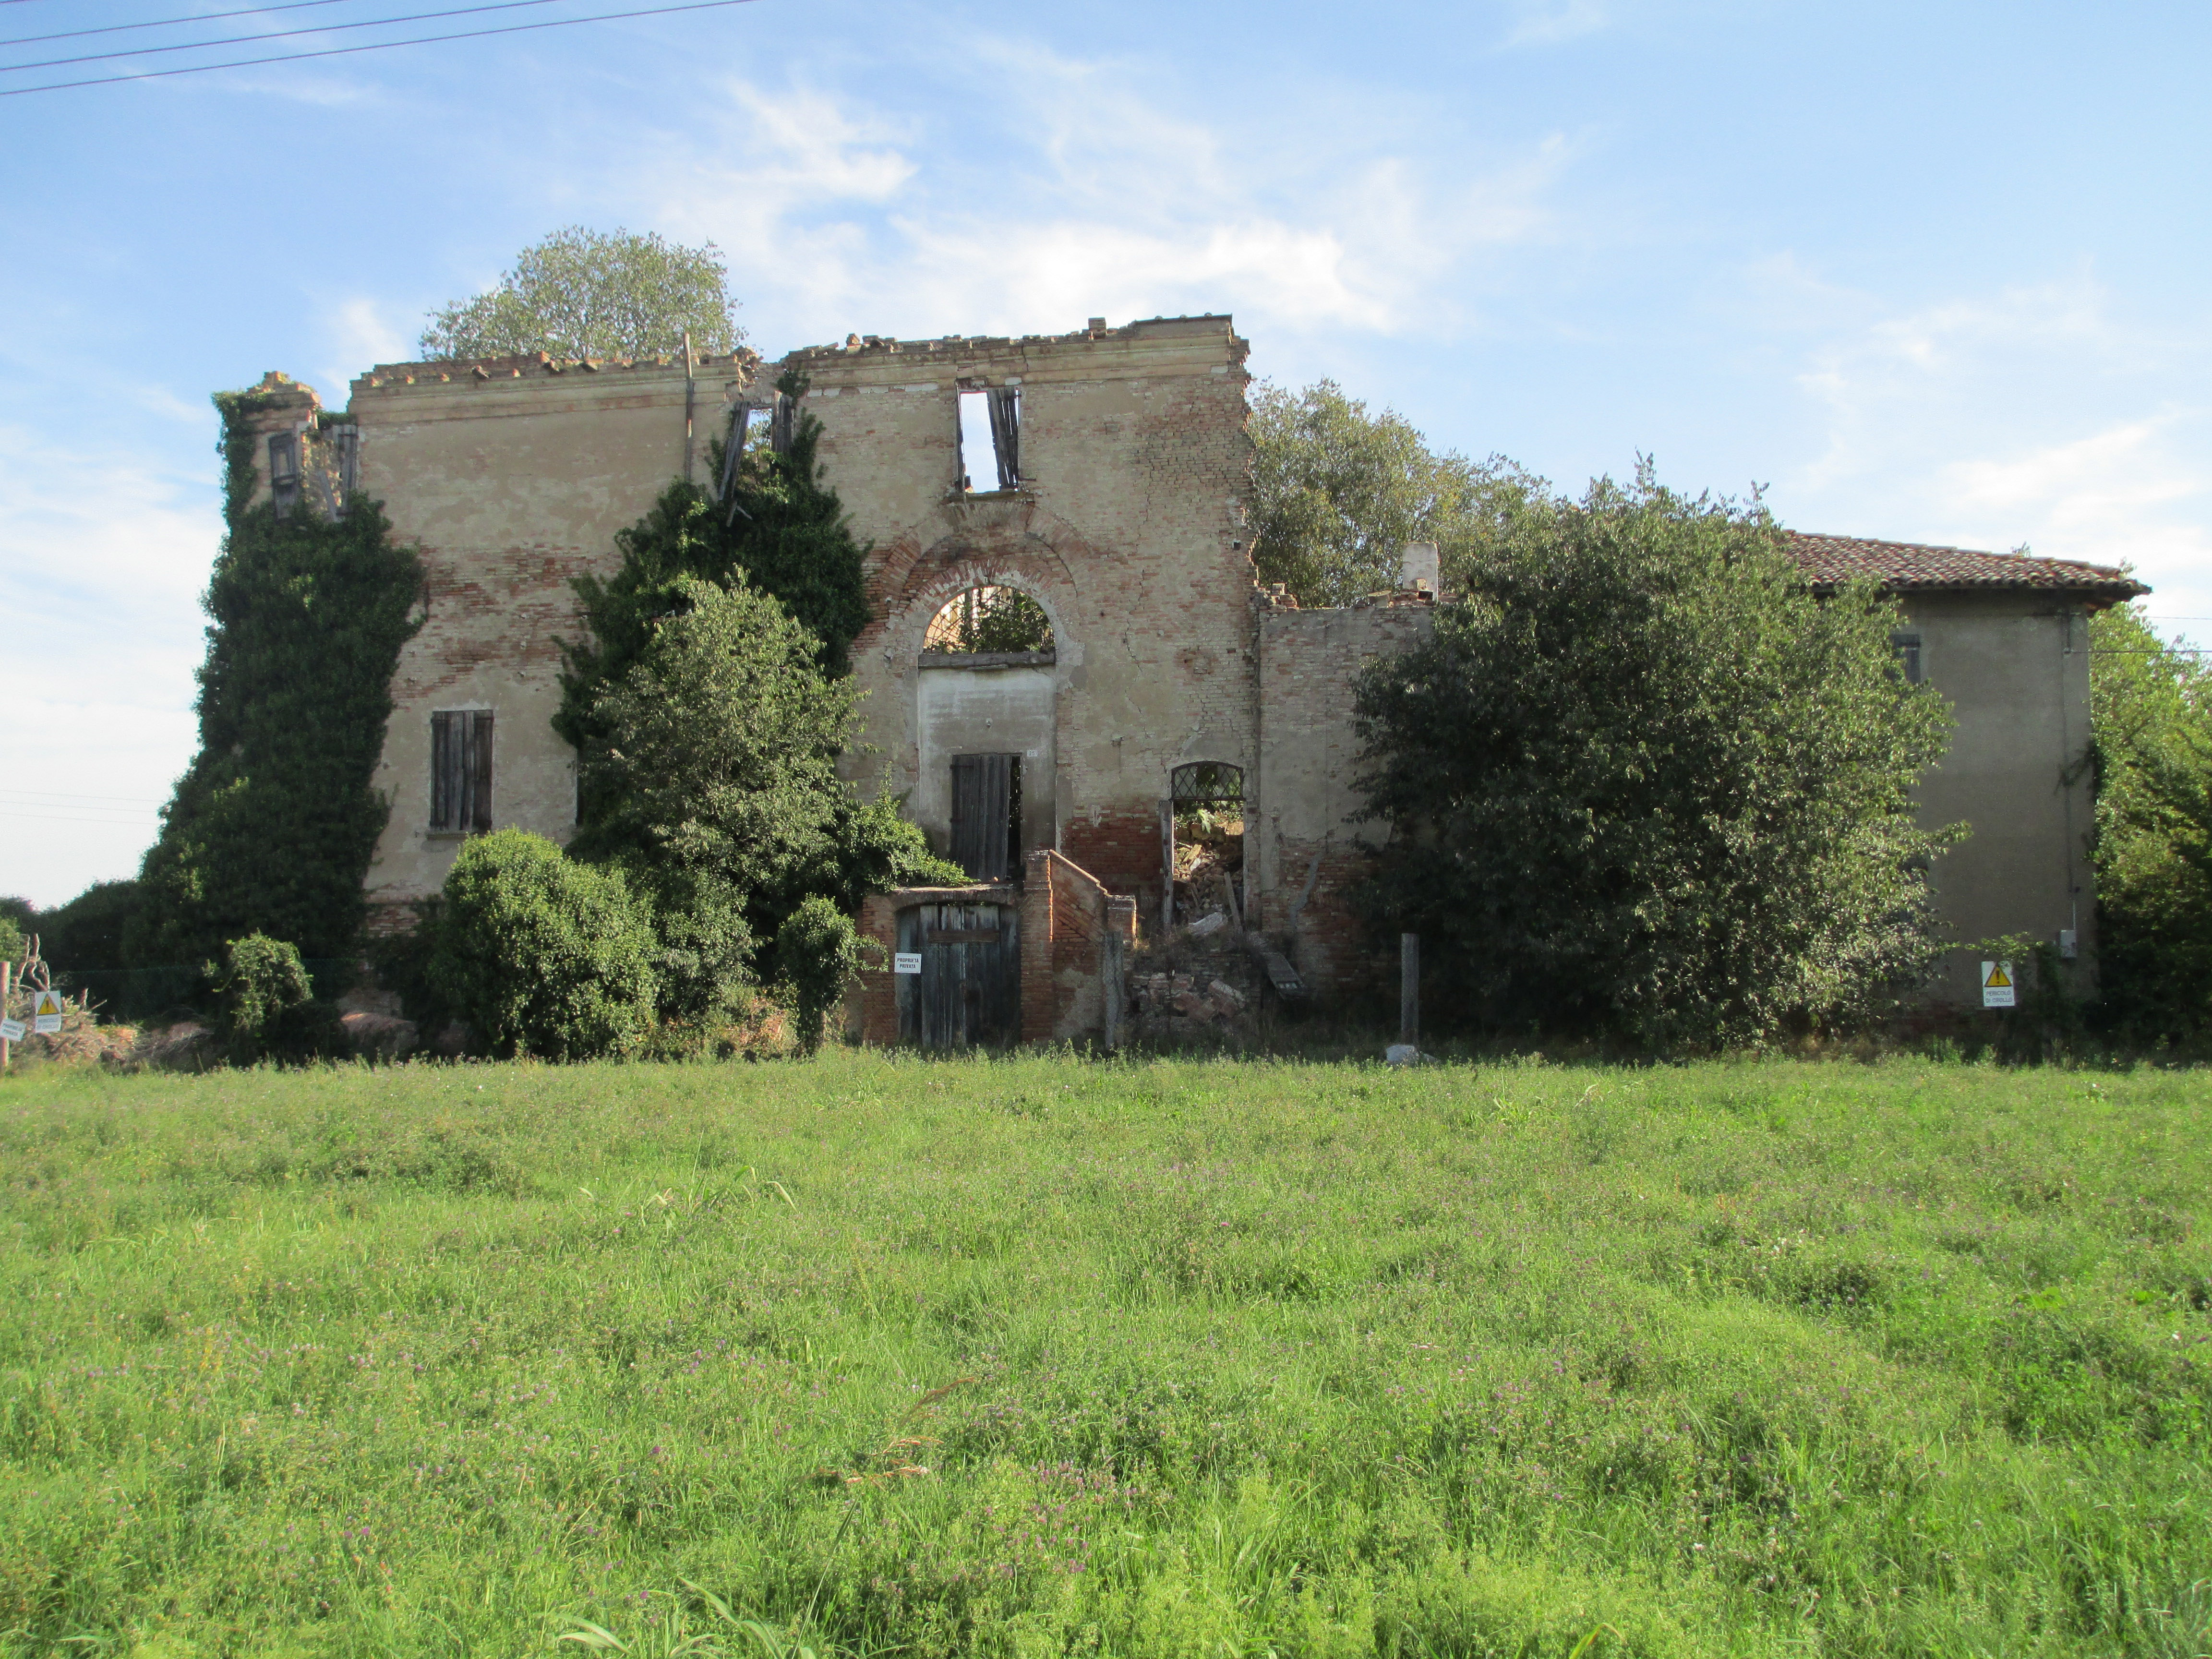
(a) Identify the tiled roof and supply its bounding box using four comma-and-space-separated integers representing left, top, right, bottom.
1786, 532, 2146, 601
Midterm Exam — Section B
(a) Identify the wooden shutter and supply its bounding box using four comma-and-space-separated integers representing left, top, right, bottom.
950, 754, 1013, 880
431, 710, 493, 832
469, 711, 494, 831
986, 387, 1020, 488
431, 711, 457, 830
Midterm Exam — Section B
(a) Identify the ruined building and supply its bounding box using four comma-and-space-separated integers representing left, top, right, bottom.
231, 314, 2144, 1043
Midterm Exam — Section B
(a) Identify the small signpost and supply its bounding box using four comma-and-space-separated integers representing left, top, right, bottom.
893, 952, 923, 976
0, 1018, 20, 1045
1980, 961, 2016, 1010
32, 988, 63, 1035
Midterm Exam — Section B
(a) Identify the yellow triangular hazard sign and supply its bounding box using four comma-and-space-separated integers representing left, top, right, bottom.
1984, 963, 2011, 989
33, 989, 61, 1017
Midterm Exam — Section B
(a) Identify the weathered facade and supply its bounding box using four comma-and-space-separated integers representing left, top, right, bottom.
229, 312, 2145, 1043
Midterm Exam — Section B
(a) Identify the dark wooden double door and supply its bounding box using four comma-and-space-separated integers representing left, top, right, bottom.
896, 901, 1019, 1048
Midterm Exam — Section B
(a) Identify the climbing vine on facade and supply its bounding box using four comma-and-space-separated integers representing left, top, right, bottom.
129, 393, 425, 982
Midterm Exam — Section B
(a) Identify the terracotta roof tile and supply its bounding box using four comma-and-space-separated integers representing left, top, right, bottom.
1786, 531, 2146, 601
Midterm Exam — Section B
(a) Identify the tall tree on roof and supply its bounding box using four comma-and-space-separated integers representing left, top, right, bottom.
1246, 379, 1547, 608
419, 227, 744, 361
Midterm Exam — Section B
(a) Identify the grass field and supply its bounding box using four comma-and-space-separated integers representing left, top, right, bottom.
0, 1052, 2208, 1658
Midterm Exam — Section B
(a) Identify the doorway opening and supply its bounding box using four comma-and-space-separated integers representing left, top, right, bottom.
951, 752, 1023, 881
1166, 761, 1245, 933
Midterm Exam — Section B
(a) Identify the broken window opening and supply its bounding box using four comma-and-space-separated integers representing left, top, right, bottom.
430, 709, 494, 834
267, 432, 301, 513
1166, 762, 1245, 933
950, 752, 1022, 881
957, 386, 1020, 492
923, 585, 1054, 655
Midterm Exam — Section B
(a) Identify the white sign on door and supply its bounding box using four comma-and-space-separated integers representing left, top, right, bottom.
893, 952, 923, 975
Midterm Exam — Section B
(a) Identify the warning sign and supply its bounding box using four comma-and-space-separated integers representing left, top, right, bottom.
32, 989, 64, 1034
0, 1018, 22, 1043
893, 952, 923, 975
1980, 961, 2016, 1010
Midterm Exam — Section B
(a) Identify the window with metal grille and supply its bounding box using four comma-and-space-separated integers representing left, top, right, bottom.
430, 709, 494, 834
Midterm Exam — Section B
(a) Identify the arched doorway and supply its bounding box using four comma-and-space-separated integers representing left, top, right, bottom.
915, 584, 1059, 879
1164, 761, 1245, 935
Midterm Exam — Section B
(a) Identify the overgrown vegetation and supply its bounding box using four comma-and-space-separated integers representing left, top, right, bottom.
420, 226, 744, 361
1247, 378, 1547, 607
1357, 467, 1956, 1047
428, 828, 659, 1060
531, 387, 954, 1045
0, 1054, 2205, 1656
128, 391, 423, 986
775, 894, 873, 1053
2090, 603, 2212, 1041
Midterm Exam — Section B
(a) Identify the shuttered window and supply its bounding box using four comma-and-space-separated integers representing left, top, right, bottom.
430, 710, 494, 833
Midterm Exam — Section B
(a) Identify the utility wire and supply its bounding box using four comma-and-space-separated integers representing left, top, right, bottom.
5, 0, 570, 72
3, 0, 368, 51
0, 0, 757, 91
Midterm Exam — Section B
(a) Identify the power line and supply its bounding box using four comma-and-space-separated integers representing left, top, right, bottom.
0, 801, 168, 814
3, 0, 369, 52
0, 0, 757, 91
5, 0, 570, 72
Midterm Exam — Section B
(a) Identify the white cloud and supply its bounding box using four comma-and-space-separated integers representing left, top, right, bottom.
1503, 0, 1610, 47
642, 52, 1568, 350
0, 428, 216, 905
1774, 270, 2212, 636
322, 295, 413, 387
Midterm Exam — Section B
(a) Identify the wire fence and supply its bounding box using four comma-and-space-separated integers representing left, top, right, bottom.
51, 960, 364, 1022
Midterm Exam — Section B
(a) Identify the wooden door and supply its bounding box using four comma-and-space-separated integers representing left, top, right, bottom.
897, 901, 1020, 1048
950, 753, 1017, 880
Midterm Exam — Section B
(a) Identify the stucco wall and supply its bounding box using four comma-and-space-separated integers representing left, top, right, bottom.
913, 661, 1057, 858
343, 352, 755, 925
1902, 592, 2097, 1001
1250, 599, 1436, 996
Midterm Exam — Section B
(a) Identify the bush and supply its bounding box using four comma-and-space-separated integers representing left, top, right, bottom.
216, 934, 313, 1064
2088, 603, 2212, 1039
776, 896, 870, 1054
429, 830, 657, 1060
1354, 466, 1957, 1048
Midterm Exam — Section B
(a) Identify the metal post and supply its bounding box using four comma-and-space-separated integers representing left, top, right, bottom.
1400, 932, 1419, 1048
1, 959, 10, 1071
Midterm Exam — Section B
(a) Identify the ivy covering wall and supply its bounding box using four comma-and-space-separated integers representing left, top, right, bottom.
128, 392, 425, 980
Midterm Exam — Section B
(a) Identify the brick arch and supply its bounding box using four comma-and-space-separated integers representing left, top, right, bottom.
887, 540, 1082, 663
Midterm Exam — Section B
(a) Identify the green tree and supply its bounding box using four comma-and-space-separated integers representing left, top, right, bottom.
2089, 603, 2212, 1037
1247, 378, 1547, 608
421, 227, 743, 361
776, 895, 872, 1054
1354, 469, 1957, 1047
130, 396, 424, 980
429, 829, 658, 1060
557, 375, 871, 747
35, 880, 141, 973
577, 576, 957, 1011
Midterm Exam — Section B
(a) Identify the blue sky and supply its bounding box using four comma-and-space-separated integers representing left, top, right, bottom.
3, 0, 2209, 906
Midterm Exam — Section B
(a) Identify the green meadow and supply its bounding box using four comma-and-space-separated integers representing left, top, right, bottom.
0, 1053, 2207, 1658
